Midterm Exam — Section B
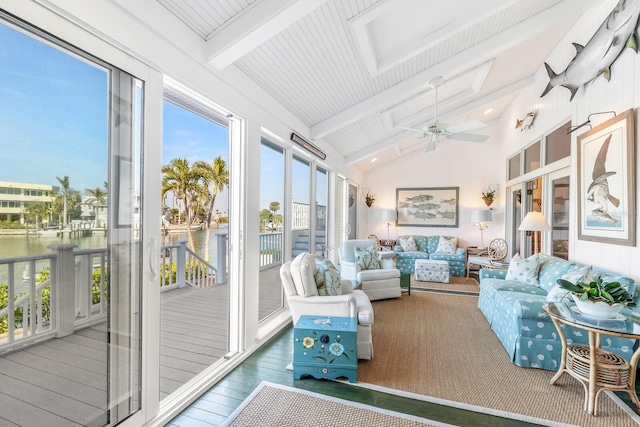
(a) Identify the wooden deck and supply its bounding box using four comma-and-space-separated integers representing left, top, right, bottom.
0, 265, 283, 427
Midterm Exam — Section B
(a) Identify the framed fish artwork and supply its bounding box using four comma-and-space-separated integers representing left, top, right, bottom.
396, 187, 459, 227
577, 108, 635, 246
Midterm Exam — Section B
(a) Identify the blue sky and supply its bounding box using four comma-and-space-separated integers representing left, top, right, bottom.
0, 23, 108, 193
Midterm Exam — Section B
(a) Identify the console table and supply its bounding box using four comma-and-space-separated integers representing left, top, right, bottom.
543, 303, 640, 415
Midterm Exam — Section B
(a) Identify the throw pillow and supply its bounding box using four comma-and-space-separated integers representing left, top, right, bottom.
505, 253, 540, 286
547, 265, 594, 302
314, 259, 342, 296
435, 236, 457, 254
354, 245, 381, 270
398, 236, 417, 251
290, 253, 319, 297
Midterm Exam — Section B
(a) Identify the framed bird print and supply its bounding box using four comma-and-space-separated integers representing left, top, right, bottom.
577, 109, 635, 246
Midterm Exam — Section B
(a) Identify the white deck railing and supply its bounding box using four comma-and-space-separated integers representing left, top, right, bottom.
160, 240, 218, 291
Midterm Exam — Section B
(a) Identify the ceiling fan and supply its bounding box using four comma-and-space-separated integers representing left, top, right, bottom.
403, 76, 489, 152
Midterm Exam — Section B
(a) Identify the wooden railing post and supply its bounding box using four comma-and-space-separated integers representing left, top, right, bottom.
49, 243, 77, 337
176, 240, 187, 288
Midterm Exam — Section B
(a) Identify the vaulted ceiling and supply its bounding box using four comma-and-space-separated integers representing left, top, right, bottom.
156, 0, 599, 171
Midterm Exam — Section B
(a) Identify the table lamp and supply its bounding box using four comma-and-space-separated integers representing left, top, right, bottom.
470, 209, 492, 248
518, 211, 550, 254
381, 209, 397, 241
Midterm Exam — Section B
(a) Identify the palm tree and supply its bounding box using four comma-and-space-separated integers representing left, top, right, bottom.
194, 157, 229, 259
269, 201, 280, 231
85, 187, 107, 227
24, 202, 49, 231
56, 176, 70, 227
162, 157, 203, 249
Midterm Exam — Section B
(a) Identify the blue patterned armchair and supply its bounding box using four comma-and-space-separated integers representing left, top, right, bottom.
393, 235, 467, 277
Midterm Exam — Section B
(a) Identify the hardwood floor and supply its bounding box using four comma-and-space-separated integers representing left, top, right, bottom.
167, 326, 544, 427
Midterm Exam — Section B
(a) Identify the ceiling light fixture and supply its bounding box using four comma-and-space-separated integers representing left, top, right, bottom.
484, 108, 493, 115
370, 157, 377, 163
291, 132, 326, 160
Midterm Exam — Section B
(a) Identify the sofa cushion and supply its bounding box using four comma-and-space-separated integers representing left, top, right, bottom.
545, 265, 593, 302
398, 236, 417, 251
537, 255, 577, 292
290, 253, 319, 297
354, 245, 381, 270
436, 236, 457, 254
314, 259, 342, 296
480, 278, 547, 301
505, 253, 540, 286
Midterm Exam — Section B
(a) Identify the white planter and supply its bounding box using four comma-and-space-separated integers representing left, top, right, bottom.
571, 294, 624, 319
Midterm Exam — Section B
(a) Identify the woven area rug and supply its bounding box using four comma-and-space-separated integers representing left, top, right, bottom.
221, 381, 454, 426
356, 292, 640, 427
410, 276, 479, 295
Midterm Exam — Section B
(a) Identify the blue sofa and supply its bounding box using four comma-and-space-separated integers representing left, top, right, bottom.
393, 235, 466, 277
478, 253, 637, 371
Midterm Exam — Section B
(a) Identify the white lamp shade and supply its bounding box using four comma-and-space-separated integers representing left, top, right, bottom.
381, 209, 397, 222
470, 210, 492, 224
518, 211, 551, 231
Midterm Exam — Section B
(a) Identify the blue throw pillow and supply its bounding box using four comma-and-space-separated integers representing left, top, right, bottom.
354, 245, 381, 270
314, 259, 342, 296
505, 253, 540, 286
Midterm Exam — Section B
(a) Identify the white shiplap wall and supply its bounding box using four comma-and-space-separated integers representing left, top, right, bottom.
498, 0, 640, 281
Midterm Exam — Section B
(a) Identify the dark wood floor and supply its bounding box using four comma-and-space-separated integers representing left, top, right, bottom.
166, 325, 545, 427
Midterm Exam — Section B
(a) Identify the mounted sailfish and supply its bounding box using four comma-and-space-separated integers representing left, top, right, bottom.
541, 0, 640, 101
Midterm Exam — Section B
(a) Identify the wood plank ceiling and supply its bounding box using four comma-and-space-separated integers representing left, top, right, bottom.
155, 0, 600, 171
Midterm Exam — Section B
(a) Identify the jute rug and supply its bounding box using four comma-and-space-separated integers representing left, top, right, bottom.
410, 276, 480, 295
221, 381, 454, 426
357, 292, 640, 427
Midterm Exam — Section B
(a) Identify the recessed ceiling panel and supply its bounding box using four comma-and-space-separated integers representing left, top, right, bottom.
350, 0, 518, 76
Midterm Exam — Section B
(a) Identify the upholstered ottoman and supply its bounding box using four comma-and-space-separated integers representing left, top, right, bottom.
414, 259, 450, 283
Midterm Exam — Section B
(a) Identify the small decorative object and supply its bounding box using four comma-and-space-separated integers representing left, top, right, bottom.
556, 276, 635, 318
540, 0, 640, 101
481, 189, 495, 206
515, 112, 536, 131
365, 191, 375, 207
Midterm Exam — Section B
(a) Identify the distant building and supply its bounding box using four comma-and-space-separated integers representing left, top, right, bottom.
0, 181, 58, 224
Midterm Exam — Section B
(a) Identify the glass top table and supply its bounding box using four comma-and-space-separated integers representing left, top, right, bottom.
544, 302, 640, 415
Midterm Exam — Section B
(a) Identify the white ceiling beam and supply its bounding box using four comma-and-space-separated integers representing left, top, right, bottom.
206, 0, 328, 70
311, 0, 597, 140
344, 76, 533, 165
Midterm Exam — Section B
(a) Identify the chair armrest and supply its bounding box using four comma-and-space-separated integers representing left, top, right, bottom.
340, 260, 361, 283
456, 248, 466, 256
393, 245, 403, 253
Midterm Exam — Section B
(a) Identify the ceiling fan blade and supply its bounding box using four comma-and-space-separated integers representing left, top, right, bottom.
424, 140, 436, 152
446, 132, 489, 143
445, 120, 486, 134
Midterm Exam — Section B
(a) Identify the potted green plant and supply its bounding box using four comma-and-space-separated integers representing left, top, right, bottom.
556, 276, 635, 318
365, 191, 375, 207
482, 189, 495, 206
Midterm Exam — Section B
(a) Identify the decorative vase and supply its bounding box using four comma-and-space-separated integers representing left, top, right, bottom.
571, 294, 624, 318
484, 198, 493, 206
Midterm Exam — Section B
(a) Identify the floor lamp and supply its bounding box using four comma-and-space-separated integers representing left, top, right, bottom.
470, 210, 492, 248
381, 209, 397, 241
518, 211, 550, 254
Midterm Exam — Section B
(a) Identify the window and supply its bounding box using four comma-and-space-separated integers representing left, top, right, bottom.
259, 138, 285, 321
0, 14, 143, 425
508, 154, 521, 180
524, 141, 541, 174
545, 121, 571, 164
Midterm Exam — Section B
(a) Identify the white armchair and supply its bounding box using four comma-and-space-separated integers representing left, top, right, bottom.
280, 253, 374, 359
339, 239, 401, 301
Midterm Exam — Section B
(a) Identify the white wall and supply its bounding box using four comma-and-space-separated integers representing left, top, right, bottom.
498, 0, 640, 281
361, 120, 502, 248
